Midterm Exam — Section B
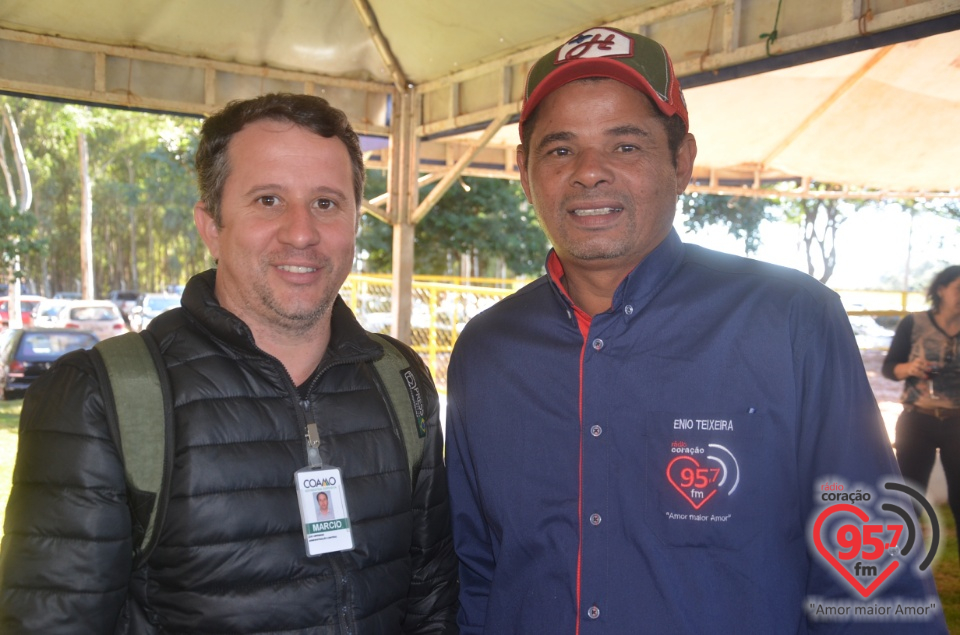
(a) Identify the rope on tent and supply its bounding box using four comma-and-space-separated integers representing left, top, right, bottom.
759, 0, 784, 56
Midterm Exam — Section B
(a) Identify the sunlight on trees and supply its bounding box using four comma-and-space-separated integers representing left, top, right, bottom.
0, 96, 206, 297
682, 185, 960, 286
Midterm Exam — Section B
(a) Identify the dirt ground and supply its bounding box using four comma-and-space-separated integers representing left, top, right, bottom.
861, 349, 902, 444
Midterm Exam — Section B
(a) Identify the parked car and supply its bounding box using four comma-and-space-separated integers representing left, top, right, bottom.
107, 290, 141, 322
31, 299, 73, 328
0, 328, 99, 399
57, 301, 128, 340
128, 293, 181, 332
0, 295, 47, 329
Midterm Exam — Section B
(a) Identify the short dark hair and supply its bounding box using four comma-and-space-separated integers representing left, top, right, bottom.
519, 79, 687, 168
927, 265, 960, 313
195, 93, 365, 225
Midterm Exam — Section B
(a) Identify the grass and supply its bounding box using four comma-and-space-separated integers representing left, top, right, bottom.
0, 399, 21, 536
934, 507, 960, 631
0, 401, 957, 632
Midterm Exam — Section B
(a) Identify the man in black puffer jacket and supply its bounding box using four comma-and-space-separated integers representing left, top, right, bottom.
0, 93, 459, 634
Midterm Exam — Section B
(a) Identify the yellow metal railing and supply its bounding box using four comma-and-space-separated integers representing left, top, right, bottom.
341, 275, 521, 391
343, 277, 927, 389
833, 289, 927, 316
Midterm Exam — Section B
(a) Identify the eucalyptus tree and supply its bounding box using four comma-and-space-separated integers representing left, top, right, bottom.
0, 96, 203, 297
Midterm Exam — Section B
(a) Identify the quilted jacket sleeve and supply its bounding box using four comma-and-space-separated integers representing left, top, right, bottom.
0, 351, 132, 634
397, 348, 460, 634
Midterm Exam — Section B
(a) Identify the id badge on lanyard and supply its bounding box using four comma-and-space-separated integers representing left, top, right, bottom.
295, 466, 354, 556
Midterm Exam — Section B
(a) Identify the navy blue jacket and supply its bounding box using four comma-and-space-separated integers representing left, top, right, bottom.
446, 231, 945, 634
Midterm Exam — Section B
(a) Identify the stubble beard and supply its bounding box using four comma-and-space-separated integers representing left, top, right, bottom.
537, 208, 638, 263
562, 236, 634, 261
263, 291, 332, 335
250, 259, 344, 336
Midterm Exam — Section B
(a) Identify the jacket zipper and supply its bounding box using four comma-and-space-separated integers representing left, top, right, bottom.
291, 353, 369, 467
291, 352, 373, 635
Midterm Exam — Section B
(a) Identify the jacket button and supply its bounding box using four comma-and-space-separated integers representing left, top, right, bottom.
590, 425, 602, 437
587, 605, 600, 619
590, 513, 601, 525
592, 338, 603, 350
624, 304, 634, 315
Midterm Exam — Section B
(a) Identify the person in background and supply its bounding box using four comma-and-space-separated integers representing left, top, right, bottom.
883, 265, 960, 552
445, 26, 946, 634
0, 93, 458, 634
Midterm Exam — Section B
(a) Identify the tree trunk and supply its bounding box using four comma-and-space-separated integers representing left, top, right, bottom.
128, 159, 139, 291
79, 132, 95, 299
3, 103, 33, 326
801, 198, 843, 284
2, 103, 32, 213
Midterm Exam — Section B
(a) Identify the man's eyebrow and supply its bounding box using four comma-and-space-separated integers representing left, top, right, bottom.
534, 125, 652, 153
608, 124, 651, 138
535, 131, 574, 154
312, 185, 350, 200
241, 184, 349, 200
243, 184, 282, 198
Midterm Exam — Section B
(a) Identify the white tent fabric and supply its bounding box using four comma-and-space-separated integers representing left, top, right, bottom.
687, 29, 960, 194
2, 0, 959, 196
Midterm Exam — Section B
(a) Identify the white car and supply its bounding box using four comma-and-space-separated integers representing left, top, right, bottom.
129, 293, 181, 332
31, 299, 72, 328
848, 316, 896, 350
57, 301, 128, 341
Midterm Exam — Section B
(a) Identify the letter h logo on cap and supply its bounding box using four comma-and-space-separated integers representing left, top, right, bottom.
558, 29, 634, 61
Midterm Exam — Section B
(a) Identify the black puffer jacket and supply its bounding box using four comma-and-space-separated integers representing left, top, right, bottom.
0, 270, 459, 634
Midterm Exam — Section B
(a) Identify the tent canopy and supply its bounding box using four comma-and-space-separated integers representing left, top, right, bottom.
3, 0, 959, 198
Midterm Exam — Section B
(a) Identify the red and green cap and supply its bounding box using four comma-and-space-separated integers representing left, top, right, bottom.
519, 27, 689, 138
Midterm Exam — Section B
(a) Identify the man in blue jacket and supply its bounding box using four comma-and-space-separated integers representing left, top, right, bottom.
445, 27, 946, 634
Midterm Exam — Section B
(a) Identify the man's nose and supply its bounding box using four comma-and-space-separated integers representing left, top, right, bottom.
278, 201, 322, 246
570, 148, 613, 188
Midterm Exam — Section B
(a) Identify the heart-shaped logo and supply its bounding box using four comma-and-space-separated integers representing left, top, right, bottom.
813, 503, 900, 598
667, 455, 719, 510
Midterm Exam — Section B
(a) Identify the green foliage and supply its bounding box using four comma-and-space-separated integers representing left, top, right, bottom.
0, 198, 47, 281
681, 193, 773, 255
1, 95, 204, 296
359, 172, 548, 277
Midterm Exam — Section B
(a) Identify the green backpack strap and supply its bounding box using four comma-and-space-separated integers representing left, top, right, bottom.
91, 331, 173, 568
369, 333, 427, 488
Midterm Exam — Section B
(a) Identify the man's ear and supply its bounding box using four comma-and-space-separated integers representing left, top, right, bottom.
675, 133, 698, 196
516, 144, 533, 204
194, 202, 220, 261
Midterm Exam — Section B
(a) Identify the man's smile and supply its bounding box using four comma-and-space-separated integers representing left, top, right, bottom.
570, 206, 622, 216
